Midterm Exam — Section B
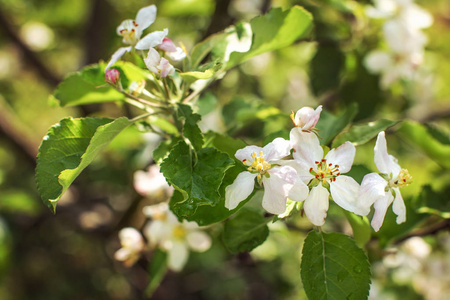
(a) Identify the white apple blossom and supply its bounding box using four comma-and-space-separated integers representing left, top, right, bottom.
358, 131, 412, 231
225, 138, 308, 215
364, 49, 423, 88
157, 37, 187, 61
105, 5, 168, 70
144, 48, 175, 77
289, 132, 364, 226
143, 202, 211, 271
364, 0, 433, 88
366, 0, 433, 31
114, 227, 145, 267
134, 165, 174, 197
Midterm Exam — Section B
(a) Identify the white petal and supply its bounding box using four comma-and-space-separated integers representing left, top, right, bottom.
105, 46, 132, 70
275, 159, 314, 183
144, 47, 161, 73
135, 5, 157, 31
364, 50, 392, 74
167, 47, 187, 61
186, 231, 212, 252
358, 173, 388, 215
159, 58, 174, 77
291, 129, 323, 169
119, 227, 144, 251
383, 20, 426, 54
288, 179, 309, 202
401, 4, 433, 29
143, 220, 168, 247
294, 105, 322, 130
235, 145, 263, 162
135, 28, 168, 50
330, 175, 363, 214
263, 137, 291, 162
392, 187, 406, 224
225, 171, 257, 210
261, 167, 294, 214
303, 184, 329, 226
325, 142, 355, 174
168, 241, 189, 272
114, 248, 131, 262
374, 131, 401, 177
143, 202, 169, 219
371, 192, 394, 232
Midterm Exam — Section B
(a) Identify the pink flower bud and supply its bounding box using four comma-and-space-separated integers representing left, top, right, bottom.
157, 37, 177, 52
105, 68, 120, 85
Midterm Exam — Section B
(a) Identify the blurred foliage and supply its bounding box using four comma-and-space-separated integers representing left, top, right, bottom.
0, 0, 449, 299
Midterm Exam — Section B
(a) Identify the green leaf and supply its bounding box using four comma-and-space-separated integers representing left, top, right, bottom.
397, 120, 450, 169
177, 104, 204, 151
36, 117, 132, 213
316, 103, 358, 146
332, 119, 398, 148
153, 137, 183, 165
344, 211, 372, 248
203, 132, 247, 158
170, 164, 250, 226
415, 185, 450, 219
145, 249, 168, 297
53, 62, 148, 107
161, 141, 234, 212
227, 6, 313, 68
179, 64, 222, 84
222, 209, 269, 254
301, 231, 371, 300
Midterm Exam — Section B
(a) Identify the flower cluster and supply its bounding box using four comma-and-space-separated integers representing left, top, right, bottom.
364, 0, 433, 88
105, 5, 185, 77
115, 167, 210, 271
225, 106, 412, 231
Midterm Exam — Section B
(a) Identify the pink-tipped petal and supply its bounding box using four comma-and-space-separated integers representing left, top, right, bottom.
263, 138, 291, 162
290, 129, 323, 169
135, 28, 168, 50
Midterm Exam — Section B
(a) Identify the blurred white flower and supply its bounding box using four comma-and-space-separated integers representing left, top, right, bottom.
114, 227, 145, 267
143, 202, 211, 271
134, 165, 173, 197
20, 22, 54, 51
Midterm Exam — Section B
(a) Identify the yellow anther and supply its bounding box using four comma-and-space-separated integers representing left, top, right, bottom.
173, 225, 186, 240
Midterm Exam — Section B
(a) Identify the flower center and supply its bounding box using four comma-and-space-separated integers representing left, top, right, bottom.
173, 225, 186, 240
390, 169, 412, 188
242, 151, 271, 178
310, 159, 340, 183
119, 20, 139, 45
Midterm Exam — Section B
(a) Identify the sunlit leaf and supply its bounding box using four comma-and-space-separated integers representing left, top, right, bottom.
332, 119, 398, 148
397, 120, 450, 169
316, 103, 358, 146
227, 6, 313, 68
301, 231, 371, 300
36, 117, 132, 213
177, 104, 203, 151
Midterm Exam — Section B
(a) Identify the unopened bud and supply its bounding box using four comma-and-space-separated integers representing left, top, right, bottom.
105, 68, 120, 85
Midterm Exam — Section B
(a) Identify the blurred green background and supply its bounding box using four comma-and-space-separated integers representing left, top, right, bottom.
0, 0, 449, 299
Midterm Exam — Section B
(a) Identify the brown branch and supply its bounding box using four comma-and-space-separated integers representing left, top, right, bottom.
394, 219, 450, 245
